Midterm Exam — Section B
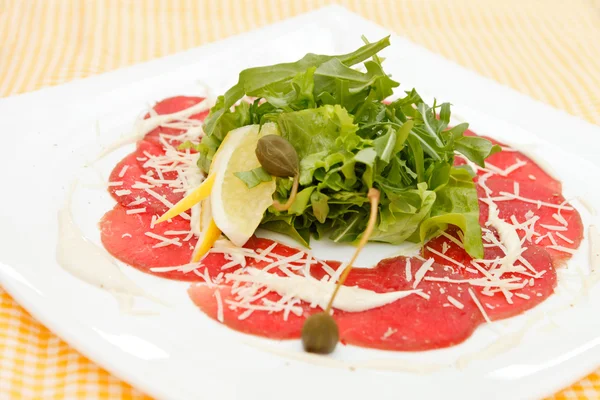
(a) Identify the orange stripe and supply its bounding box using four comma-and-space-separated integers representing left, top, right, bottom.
1, 1, 44, 95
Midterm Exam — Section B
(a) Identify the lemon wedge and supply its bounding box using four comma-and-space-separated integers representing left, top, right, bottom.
210, 123, 278, 246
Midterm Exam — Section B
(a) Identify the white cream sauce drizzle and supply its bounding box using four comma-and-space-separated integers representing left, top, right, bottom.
577, 196, 597, 216
57, 208, 145, 296
96, 98, 211, 159
584, 225, 600, 290
226, 268, 422, 313
503, 143, 561, 182
56, 183, 165, 307
485, 201, 523, 269
456, 313, 544, 368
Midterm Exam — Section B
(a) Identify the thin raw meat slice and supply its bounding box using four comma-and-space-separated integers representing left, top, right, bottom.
424, 231, 556, 320
479, 176, 583, 266
457, 129, 561, 193
144, 96, 209, 148
189, 239, 484, 351
334, 257, 484, 351
108, 139, 183, 214
100, 204, 208, 281
189, 237, 317, 339
189, 285, 312, 339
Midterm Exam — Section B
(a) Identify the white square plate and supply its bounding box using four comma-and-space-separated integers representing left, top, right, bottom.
1, 6, 600, 400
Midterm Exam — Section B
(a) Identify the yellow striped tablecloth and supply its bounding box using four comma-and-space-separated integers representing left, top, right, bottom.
1, 1, 599, 398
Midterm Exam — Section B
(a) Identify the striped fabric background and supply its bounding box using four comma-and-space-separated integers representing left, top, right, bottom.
1, 0, 599, 398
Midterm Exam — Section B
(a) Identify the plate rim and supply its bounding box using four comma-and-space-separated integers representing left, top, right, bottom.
1, 5, 600, 400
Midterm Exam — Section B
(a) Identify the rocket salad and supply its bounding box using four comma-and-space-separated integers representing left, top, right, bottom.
190, 36, 499, 258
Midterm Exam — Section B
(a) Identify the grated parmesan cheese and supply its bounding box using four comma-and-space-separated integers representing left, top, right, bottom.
412, 258, 435, 289
115, 189, 132, 196
126, 207, 146, 215
214, 289, 224, 323
405, 258, 412, 282
118, 165, 130, 178
447, 295, 464, 309
468, 287, 492, 323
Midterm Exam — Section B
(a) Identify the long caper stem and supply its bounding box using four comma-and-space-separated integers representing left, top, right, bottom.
272, 174, 299, 212
324, 188, 380, 314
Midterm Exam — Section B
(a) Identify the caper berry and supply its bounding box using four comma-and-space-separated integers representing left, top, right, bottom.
255, 135, 299, 178
301, 312, 339, 354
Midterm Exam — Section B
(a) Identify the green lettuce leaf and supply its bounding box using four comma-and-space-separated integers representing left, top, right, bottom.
370, 183, 436, 244
419, 167, 484, 258
259, 219, 310, 248
277, 105, 361, 159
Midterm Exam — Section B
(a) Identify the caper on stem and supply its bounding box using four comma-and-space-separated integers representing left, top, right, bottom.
301, 188, 381, 354
255, 135, 300, 212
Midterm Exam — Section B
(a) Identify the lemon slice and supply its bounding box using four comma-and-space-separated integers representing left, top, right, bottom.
155, 128, 238, 224
211, 123, 278, 246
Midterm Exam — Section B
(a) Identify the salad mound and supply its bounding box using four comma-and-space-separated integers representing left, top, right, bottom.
192, 36, 500, 258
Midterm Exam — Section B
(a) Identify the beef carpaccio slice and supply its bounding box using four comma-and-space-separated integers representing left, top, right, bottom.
423, 231, 557, 321
99, 204, 234, 281
457, 130, 561, 193
334, 257, 484, 350
144, 96, 208, 148
108, 139, 183, 214
100, 205, 199, 280
478, 176, 583, 266
189, 238, 484, 351
101, 95, 211, 279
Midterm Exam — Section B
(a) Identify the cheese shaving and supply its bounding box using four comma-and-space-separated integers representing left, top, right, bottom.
412, 258, 435, 289
118, 165, 130, 178
126, 207, 146, 215
214, 289, 224, 323
447, 295, 464, 309
405, 258, 412, 282
468, 287, 492, 323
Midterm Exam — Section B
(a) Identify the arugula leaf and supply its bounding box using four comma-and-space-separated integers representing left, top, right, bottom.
203, 37, 392, 139
394, 120, 413, 153
260, 219, 310, 248
330, 213, 366, 243
311, 191, 330, 223
373, 126, 397, 164
454, 136, 502, 168
234, 167, 272, 189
